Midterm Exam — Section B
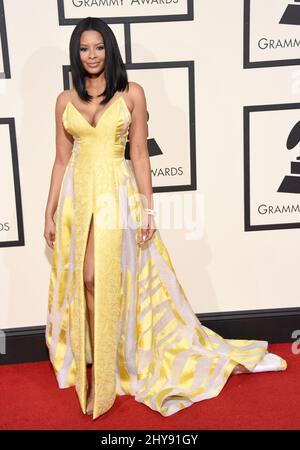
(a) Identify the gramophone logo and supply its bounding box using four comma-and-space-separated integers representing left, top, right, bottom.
123, 110, 163, 162
278, 121, 300, 193
244, 0, 300, 68
244, 102, 300, 231
279, 0, 300, 25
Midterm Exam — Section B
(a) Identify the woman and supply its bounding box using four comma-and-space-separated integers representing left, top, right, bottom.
44, 17, 287, 420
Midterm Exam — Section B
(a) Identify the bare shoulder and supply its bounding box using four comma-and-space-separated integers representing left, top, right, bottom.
55, 89, 72, 112
126, 81, 146, 110
127, 81, 145, 97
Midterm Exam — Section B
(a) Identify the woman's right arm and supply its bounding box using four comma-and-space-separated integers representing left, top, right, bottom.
44, 91, 73, 249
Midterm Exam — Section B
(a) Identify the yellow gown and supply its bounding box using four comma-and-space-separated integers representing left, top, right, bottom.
46, 93, 287, 420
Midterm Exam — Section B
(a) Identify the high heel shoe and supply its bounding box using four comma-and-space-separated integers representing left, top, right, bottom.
232, 363, 251, 375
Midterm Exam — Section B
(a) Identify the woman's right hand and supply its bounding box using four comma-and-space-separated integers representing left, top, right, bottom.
44, 216, 56, 249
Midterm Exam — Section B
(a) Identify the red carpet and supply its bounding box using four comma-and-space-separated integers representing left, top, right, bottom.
0, 343, 298, 430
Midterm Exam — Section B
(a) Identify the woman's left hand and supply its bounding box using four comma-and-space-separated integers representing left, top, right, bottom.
137, 214, 156, 246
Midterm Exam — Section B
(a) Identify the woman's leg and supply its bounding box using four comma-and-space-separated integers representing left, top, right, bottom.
83, 215, 95, 412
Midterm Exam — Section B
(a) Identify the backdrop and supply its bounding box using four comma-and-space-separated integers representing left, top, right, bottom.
1, 0, 300, 329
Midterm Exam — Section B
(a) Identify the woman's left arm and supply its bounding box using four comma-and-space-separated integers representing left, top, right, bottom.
128, 82, 156, 245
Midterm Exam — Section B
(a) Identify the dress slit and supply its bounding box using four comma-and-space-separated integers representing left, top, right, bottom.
82, 211, 95, 371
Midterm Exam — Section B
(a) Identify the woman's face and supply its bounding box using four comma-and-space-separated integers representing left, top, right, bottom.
79, 30, 105, 75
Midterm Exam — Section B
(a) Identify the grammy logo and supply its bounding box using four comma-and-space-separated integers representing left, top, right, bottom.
124, 109, 163, 160
278, 121, 300, 193
279, 0, 300, 26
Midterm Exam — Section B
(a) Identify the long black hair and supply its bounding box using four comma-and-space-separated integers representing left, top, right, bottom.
69, 17, 129, 105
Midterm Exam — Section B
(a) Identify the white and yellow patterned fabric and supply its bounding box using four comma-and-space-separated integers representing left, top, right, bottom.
46, 93, 287, 420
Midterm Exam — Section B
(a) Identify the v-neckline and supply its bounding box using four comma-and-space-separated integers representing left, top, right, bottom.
66, 95, 129, 130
